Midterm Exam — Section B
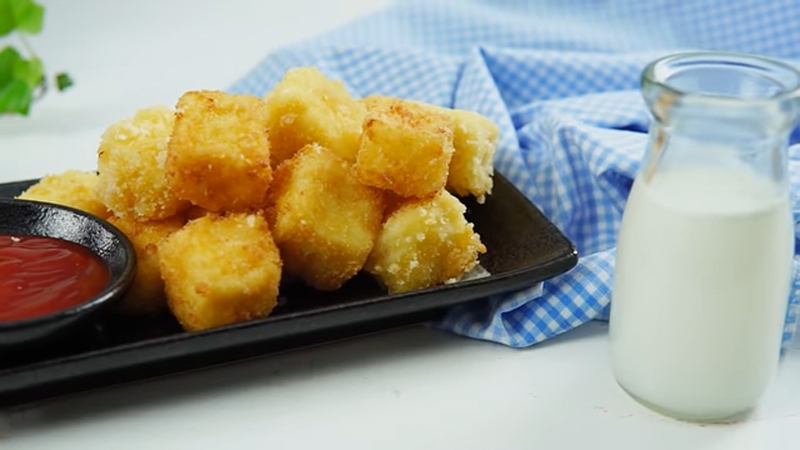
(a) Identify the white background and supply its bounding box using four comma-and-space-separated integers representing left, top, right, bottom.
1, 1, 799, 449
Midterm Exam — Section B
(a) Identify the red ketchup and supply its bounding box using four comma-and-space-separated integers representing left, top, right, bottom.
0, 235, 110, 322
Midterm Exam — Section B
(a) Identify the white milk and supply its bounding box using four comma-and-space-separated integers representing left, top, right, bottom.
610, 165, 794, 420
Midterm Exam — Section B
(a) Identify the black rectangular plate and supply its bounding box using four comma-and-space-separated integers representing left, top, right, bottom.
0, 174, 577, 407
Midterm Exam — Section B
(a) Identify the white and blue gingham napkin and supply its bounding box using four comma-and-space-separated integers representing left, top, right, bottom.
230, 0, 800, 348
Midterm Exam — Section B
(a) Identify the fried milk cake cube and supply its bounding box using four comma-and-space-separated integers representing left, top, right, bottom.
263, 67, 365, 167
355, 97, 455, 198
166, 90, 272, 212
159, 213, 282, 332
266, 144, 384, 291
18, 170, 111, 219
365, 190, 486, 294
363, 96, 498, 203
108, 215, 185, 315
443, 109, 498, 203
95, 105, 188, 220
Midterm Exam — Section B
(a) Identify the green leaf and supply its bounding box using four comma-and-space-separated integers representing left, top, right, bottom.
0, 46, 22, 87
0, 77, 33, 115
55, 72, 72, 91
12, 56, 42, 88
0, 0, 14, 36
8, 0, 44, 34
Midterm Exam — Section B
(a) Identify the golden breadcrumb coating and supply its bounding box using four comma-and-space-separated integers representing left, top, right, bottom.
266, 144, 385, 291
95, 105, 188, 220
445, 109, 497, 203
159, 213, 282, 331
363, 96, 498, 203
440, 109, 497, 203
365, 190, 486, 294
166, 90, 272, 212
108, 215, 185, 315
264, 67, 365, 167
18, 170, 111, 219
356, 97, 455, 198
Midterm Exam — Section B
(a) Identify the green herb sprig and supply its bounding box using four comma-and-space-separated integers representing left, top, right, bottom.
0, 0, 73, 115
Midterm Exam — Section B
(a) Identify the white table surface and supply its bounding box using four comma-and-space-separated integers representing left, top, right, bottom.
1, 1, 799, 449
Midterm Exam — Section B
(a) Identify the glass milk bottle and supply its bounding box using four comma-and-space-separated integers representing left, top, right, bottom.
610, 52, 798, 421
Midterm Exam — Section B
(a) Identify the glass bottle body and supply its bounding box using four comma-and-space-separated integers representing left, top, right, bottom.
610, 52, 799, 421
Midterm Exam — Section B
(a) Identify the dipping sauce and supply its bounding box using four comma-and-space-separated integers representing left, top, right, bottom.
0, 235, 110, 322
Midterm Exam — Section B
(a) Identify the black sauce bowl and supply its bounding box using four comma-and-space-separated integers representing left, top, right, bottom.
0, 199, 136, 350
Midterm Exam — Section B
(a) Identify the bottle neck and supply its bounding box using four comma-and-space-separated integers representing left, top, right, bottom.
642, 51, 800, 138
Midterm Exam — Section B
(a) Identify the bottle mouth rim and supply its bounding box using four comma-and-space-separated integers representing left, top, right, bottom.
642, 51, 800, 105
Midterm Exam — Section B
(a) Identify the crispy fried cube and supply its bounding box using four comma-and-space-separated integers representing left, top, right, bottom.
166, 90, 272, 212
443, 109, 498, 203
266, 144, 384, 291
18, 170, 110, 219
159, 213, 282, 331
356, 97, 454, 198
95, 106, 188, 220
108, 215, 185, 315
363, 96, 498, 203
365, 190, 486, 294
264, 67, 365, 167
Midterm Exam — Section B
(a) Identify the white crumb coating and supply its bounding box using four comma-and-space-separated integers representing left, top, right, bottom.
365, 190, 486, 294
159, 213, 283, 332
362, 95, 498, 203
264, 67, 366, 167
95, 105, 189, 220
266, 144, 385, 291
108, 215, 185, 315
444, 108, 498, 203
356, 96, 455, 198
18, 170, 111, 219
166, 90, 273, 212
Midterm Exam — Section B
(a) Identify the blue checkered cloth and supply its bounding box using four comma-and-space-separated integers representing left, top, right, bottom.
230, 0, 800, 348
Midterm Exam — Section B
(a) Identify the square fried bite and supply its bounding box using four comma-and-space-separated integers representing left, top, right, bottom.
95, 105, 188, 220
166, 90, 272, 212
159, 213, 282, 332
108, 215, 185, 315
266, 144, 385, 291
442, 109, 498, 203
365, 190, 486, 294
363, 96, 498, 203
18, 170, 111, 219
356, 97, 455, 198
263, 67, 365, 167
